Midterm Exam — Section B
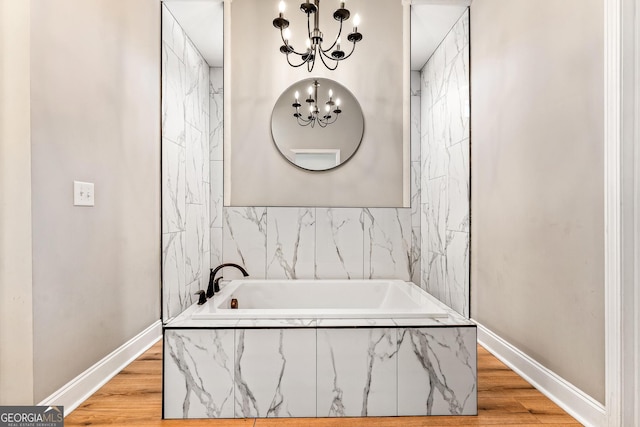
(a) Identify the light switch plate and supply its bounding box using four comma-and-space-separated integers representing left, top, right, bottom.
74, 181, 95, 206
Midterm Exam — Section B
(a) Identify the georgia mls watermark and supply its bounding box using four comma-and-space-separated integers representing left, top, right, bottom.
0, 406, 63, 427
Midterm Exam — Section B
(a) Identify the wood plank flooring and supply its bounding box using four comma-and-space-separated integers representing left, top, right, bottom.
65, 341, 582, 427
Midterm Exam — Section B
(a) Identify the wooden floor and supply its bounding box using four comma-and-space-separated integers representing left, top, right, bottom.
65, 341, 581, 427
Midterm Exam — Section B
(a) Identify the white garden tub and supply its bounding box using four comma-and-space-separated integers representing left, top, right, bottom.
191, 279, 449, 320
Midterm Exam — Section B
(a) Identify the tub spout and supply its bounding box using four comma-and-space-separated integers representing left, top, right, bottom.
206, 263, 249, 298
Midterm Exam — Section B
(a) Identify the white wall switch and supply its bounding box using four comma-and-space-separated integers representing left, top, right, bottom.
74, 181, 95, 206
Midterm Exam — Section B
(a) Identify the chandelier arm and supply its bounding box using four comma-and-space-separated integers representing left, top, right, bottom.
335, 41, 358, 61
320, 22, 344, 54
307, 57, 315, 72
286, 54, 311, 68
317, 50, 339, 71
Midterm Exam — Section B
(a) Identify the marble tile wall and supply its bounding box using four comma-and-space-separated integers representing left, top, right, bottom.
162, 6, 210, 321
420, 10, 470, 316
164, 325, 477, 419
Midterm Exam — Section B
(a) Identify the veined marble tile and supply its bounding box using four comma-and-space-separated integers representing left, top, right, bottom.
235, 329, 316, 418
363, 208, 411, 281
210, 227, 223, 269
186, 204, 205, 285
162, 232, 185, 321
209, 67, 223, 161
315, 208, 364, 279
316, 318, 396, 328
411, 161, 421, 228
411, 226, 421, 287
164, 329, 235, 418
203, 182, 210, 253
448, 139, 470, 233
445, 55, 470, 146
162, 138, 185, 233
200, 250, 211, 295
223, 207, 267, 279
161, 6, 185, 62
446, 231, 469, 317
185, 124, 203, 204
162, 41, 185, 146
424, 177, 446, 255
266, 208, 315, 279
210, 160, 223, 228
411, 93, 421, 162
397, 327, 476, 415
184, 39, 207, 131
317, 328, 397, 417
424, 101, 449, 180
422, 250, 446, 304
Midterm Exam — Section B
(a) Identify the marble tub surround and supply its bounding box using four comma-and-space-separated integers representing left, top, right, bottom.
164, 324, 476, 419
420, 10, 470, 317
218, 207, 418, 283
162, 5, 211, 322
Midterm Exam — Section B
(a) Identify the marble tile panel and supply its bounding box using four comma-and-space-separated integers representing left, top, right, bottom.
184, 40, 207, 130
446, 231, 469, 317
397, 327, 477, 415
162, 138, 185, 233
363, 208, 411, 281
164, 329, 235, 418
210, 160, 223, 228
161, 6, 185, 62
266, 208, 316, 279
411, 161, 421, 228
317, 328, 397, 417
200, 250, 211, 294
447, 139, 470, 233
411, 94, 421, 162
316, 318, 397, 328
315, 208, 364, 279
185, 204, 205, 285
422, 250, 446, 306
210, 227, 223, 270
162, 42, 185, 146
423, 177, 447, 255
223, 207, 267, 279
162, 231, 185, 321
234, 318, 317, 328
410, 226, 421, 287
185, 124, 203, 204
203, 182, 210, 253
209, 67, 224, 161
235, 329, 316, 418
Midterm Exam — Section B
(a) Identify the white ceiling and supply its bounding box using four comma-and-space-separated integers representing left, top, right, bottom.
164, 0, 224, 67
411, 4, 468, 70
164, 0, 467, 71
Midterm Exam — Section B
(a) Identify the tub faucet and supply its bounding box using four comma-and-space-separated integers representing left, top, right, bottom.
206, 263, 249, 298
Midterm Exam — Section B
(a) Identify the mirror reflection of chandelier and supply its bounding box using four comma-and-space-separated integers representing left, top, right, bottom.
292, 79, 342, 128
272, 0, 363, 72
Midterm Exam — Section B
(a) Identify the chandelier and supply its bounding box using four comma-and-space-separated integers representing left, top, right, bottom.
272, 0, 362, 71
292, 79, 342, 127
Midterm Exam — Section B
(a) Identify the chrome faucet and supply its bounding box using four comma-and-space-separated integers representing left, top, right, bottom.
206, 263, 249, 298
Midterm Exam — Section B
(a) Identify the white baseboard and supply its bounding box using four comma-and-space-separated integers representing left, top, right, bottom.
38, 320, 162, 416
476, 322, 606, 427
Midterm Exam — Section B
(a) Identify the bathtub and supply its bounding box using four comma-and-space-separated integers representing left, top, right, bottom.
191, 279, 449, 320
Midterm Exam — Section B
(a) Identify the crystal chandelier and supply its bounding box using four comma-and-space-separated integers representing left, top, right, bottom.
272, 0, 363, 71
292, 79, 342, 127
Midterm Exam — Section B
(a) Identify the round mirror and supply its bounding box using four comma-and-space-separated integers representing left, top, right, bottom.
271, 77, 364, 171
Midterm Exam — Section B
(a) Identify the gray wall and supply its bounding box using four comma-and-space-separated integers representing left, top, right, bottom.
228, 0, 405, 207
30, 0, 161, 401
0, 0, 34, 404
470, 0, 604, 403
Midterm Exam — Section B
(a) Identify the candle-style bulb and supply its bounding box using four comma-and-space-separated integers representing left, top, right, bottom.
308, 86, 313, 95
353, 13, 361, 27
329, 89, 333, 98
340, 1, 345, 8
278, 1, 286, 14
336, 98, 341, 106
325, 104, 330, 112
284, 28, 291, 42
294, 91, 299, 100
305, 38, 311, 49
